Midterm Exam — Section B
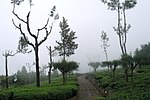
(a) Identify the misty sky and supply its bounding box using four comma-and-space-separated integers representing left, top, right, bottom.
0, 0, 150, 75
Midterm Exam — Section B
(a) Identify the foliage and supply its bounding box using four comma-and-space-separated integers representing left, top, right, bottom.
14, 66, 36, 85
55, 17, 78, 60
16, 66, 28, 85
100, 0, 137, 10
53, 60, 79, 84
134, 43, 150, 65
90, 65, 150, 100
54, 61, 79, 74
11, 0, 25, 5
18, 35, 32, 54
0, 76, 78, 100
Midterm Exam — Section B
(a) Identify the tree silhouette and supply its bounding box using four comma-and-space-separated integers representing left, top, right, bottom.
11, 0, 59, 87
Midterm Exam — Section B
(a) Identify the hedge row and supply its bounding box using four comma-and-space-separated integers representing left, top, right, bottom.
0, 85, 78, 100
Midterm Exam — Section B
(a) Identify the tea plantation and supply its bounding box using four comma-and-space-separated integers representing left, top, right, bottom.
0, 76, 78, 100
89, 65, 150, 100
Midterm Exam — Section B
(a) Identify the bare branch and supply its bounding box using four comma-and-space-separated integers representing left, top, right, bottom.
12, 10, 26, 24
46, 46, 56, 53
12, 19, 20, 29
2, 50, 18, 57
38, 17, 50, 31
18, 24, 35, 48
26, 11, 37, 39
37, 17, 50, 38
38, 21, 54, 46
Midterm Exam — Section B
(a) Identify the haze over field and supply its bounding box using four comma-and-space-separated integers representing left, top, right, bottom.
0, 0, 150, 74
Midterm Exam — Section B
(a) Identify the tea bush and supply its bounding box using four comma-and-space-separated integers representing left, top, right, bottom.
0, 76, 78, 100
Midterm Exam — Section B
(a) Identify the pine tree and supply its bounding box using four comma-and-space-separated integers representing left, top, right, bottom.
55, 17, 78, 61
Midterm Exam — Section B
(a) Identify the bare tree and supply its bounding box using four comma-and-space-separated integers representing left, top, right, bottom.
100, 0, 137, 55
2, 50, 18, 88
46, 46, 57, 84
100, 30, 109, 61
11, 0, 59, 87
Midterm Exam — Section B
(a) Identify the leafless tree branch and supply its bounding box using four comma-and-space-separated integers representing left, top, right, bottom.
26, 12, 37, 39
18, 24, 35, 48
12, 10, 27, 24
37, 17, 50, 38
38, 21, 54, 46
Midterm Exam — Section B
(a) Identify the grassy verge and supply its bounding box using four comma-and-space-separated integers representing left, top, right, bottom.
0, 75, 78, 100
89, 65, 150, 100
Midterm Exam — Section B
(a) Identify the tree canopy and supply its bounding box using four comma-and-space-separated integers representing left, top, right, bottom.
53, 60, 79, 84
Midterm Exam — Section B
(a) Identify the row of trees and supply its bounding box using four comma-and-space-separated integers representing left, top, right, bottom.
98, 0, 137, 82
88, 1, 147, 81
88, 43, 150, 82
10, 0, 78, 87
0, 65, 59, 88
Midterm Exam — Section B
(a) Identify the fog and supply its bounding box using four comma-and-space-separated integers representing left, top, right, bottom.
0, 0, 150, 75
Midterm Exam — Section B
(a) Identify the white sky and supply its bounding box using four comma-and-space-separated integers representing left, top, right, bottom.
0, 0, 150, 75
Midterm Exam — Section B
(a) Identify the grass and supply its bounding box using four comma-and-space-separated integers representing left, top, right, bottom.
90, 65, 150, 100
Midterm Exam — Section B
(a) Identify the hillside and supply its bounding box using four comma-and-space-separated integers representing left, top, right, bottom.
88, 65, 150, 100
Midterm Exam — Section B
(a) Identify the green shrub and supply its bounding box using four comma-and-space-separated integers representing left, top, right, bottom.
0, 76, 78, 100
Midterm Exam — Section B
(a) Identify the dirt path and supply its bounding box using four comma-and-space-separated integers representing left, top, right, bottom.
76, 75, 100, 100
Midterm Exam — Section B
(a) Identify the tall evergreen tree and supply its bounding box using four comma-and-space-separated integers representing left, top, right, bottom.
55, 17, 78, 61
54, 17, 78, 84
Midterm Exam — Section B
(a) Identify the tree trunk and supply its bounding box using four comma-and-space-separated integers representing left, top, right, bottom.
5, 56, 8, 89
94, 68, 97, 72
124, 67, 128, 82
63, 72, 66, 85
49, 46, 52, 83
65, 72, 68, 80
35, 45, 40, 87
117, 2, 125, 55
104, 49, 108, 62
48, 70, 51, 84
123, 8, 127, 54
